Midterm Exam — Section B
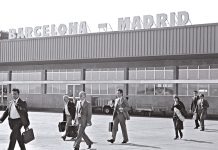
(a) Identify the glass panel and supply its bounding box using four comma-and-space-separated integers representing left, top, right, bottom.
165, 67, 174, 80
199, 69, 209, 80
198, 84, 209, 96
29, 84, 41, 94
99, 71, 107, 81
47, 72, 53, 80
92, 84, 99, 94
210, 68, 218, 79
85, 70, 92, 81
155, 69, 164, 80
129, 84, 136, 95
67, 72, 74, 80
179, 66, 187, 79
164, 84, 174, 95
146, 67, 154, 80
47, 84, 53, 94
12, 84, 28, 94
188, 66, 198, 80
92, 71, 99, 81
137, 68, 145, 80
100, 84, 107, 94
178, 84, 187, 96
53, 71, 60, 81
108, 84, 116, 95
75, 85, 82, 97
146, 84, 154, 95
60, 72, 67, 80
73, 72, 81, 80
117, 69, 124, 80
60, 84, 66, 94
155, 84, 164, 95
210, 84, 218, 96
188, 84, 198, 96
52, 84, 60, 93
108, 70, 116, 80
129, 69, 136, 80
85, 84, 91, 94
137, 84, 145, 95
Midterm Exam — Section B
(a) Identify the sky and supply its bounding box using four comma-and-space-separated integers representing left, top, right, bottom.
0, 0, 218, 33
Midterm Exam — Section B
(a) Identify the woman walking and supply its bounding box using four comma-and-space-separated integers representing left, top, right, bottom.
171, 95, 186, 140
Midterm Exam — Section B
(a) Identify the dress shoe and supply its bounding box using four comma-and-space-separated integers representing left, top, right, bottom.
194, 126, 199, 129
107, 139, 114, 143
200, 128, 205, 131
174, 136, 179, 140
61, 136, 66, 141
74, 148, 79, 150
88, 143, 93, 149
122, 140, 128, 144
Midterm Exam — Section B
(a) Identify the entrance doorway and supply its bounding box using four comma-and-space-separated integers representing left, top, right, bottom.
66, 84, 82, 98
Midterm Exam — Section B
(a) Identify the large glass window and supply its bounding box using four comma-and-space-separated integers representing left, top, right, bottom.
0, 72, 8, 81
210, 65, 218, 79
210, 84, 218, 96
47, 69, 81, 94
85, 68, 125, 95
188, 66, 198, 80
11, 70, 41, 94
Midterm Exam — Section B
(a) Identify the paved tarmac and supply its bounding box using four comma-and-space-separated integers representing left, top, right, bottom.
0, 111, 218, 150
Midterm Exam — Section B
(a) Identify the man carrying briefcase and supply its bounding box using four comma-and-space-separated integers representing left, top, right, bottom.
0, 88, 31, 150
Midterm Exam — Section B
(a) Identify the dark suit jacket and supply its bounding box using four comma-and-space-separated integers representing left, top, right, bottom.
191, 96, 199, 113
63, 101, 76, 121
75, 100, 92, 127
0, 98, 30, 128
113, 97, 130, 120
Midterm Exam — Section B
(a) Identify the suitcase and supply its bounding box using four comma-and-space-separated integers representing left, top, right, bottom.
22, 128, 35, 144
58, 121, 66, 132
66, 125, 78, 138
109, 122, 113, 132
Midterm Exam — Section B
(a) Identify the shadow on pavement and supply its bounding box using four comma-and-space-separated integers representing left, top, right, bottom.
183, 139, 213, 144
113, 143, 161, 149
204, 129, 218, 133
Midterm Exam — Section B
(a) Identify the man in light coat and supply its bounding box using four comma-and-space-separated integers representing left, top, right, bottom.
73, 91, 93, 150
107, 89, 130, 144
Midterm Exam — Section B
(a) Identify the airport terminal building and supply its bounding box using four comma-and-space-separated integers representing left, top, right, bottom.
0, 23, 218, 115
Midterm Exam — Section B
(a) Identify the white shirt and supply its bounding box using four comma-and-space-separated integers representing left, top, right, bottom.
10, 98, 20, 119
64, 102, 70, 115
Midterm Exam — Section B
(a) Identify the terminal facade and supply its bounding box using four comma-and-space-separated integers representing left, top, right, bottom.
0, 23, 218, 114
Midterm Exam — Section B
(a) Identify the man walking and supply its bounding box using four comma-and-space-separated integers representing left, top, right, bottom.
191, 90, 200, 129
73, 91, 93, 150
0, 88, 30, 150
107, 89, 130, 144
196, 94, 209, 131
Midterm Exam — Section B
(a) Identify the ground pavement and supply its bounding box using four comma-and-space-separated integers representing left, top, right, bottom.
0, 111, 218, 150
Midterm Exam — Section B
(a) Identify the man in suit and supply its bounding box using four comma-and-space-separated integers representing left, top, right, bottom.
191, 90, 200, 129
73, 91, 93, 150
107, 89, 130, 144
196, 94, 209, 131
0, 88, 30, 150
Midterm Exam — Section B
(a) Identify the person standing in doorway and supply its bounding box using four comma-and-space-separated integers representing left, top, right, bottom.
191, 90, 200, 129
73, 91, 93, 150
196, 94, 209, 131
107, 89, 130, 144
0, 88, 30, 150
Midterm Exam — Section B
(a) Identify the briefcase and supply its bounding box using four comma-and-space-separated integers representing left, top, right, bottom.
22, 128, 35, 144
66, 125, 78, 138
58, 121, 66, 132
109, 122, 113, 132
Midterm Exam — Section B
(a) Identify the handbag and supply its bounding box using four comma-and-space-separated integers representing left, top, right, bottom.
109, 122, 113, 132
66, 125, 78, 138
58, 121, 66, 132
22, 128, 35, 144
